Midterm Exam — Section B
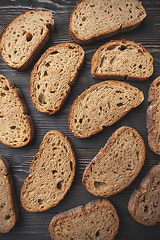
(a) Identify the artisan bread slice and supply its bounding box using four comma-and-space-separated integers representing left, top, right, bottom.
30, 42, 85, 114
49, 198, 119, 240
0, 10, 54, 70
69, 0, 146, 44
68, 81, 144, 138
128, 164, 160, 226
91, 40, 154, 81
82, 126, 145, 197
20, 130, 76, 212
0, 75, 34, 148
0, 155, 18, 233
146, 76, 160, 155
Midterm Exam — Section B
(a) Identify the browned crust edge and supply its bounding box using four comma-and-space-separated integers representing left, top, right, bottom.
91, 40, 154, 82
128, 164, 160, 226
30, 42, 85, 115
20, 130, 76, 212
82, 126, 146, 197
0, 10, 54, 70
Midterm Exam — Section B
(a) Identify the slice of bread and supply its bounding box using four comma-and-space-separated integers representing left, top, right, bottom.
48, 198, 119, 240
20, 130, 76, 212
82, 126, 145, 197
91, 40, 154, 81
0, 10, 54, 70
69, 0, 146, 44
0, 155, 18, 233
147, 76, 160, 155
128, 164, 160, 226
0, 75, 34, 148
68, 81, 144, 138
30, 42, 85, 114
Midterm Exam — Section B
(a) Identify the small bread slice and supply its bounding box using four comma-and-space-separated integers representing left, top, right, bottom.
48, 198, 119, 240
69, 0, 146, 44
68, 81, 144, 138
0, 10, 54, 70
0, 75, 34, 148
128, 164, 160, 226
82, 126, 145, 197
91, 40, 154, 81
20, 130, 76, 212
147, 76, 160, 155
30, 42, 85, 114
0, 155, 18, 233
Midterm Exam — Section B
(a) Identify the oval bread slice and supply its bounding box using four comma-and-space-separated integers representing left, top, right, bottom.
82, 126, 145, 197
68, 80, 144, 138
48, 198, 119, 240
91, 40, 154, 81
20, 130, 76, 212
0, 10, 54, 70
30, 42, 85, 114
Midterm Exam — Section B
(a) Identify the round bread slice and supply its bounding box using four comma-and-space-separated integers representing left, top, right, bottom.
128, 164, 160, 226
91, 40, 154, 81
68, 80, 144, 138
0, 10, 54, 70
0, 75, 34, 148
30, 42, 85, 114
20, 130, 76, 212
82, 126, 145, 197
48, 198, 119, 240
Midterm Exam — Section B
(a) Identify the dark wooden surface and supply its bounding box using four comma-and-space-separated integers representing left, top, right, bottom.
0, 0, 160, 239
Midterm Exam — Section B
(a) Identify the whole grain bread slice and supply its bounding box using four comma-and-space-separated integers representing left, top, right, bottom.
69, 0, 146, 44
30, 42, 85, 114
0, 155, 18, 233
0, 10, 54, 70
91, 40, 154, 81
20, 130, 76, 212
82, 126, 145, 197
68, 80, 144, 138
146, 76, 160, 155
128, 164, 160, 226
0, 75, 34, 148
48, 198, 119, 240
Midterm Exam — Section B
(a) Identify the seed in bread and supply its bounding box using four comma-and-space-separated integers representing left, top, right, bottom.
30, 42, 85, 114
0, 155, 18, 233
68, 80, 144, 138
69, 0, 146, 44
128, 164, 160, 226
91, 40, 153, 81
0, 10, 54, 70
48, 198, 119, 240
82, 126, 145, 197
0, 75, 34, 148
20, 130, 76, 212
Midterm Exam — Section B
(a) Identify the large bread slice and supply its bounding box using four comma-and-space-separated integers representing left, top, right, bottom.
68, 81, 144, 138
91, 40, 154, 81
69, 0, 146, 44
0, 10, 54, 70
128, 164, 160, 226
0, 75, 34, 148
82, 126, 145, 197
0, 155, 18, 233
146, 76, 160, 155
48, 198, 119, 240
20, 130, 76, 212
30, 42, 85, 114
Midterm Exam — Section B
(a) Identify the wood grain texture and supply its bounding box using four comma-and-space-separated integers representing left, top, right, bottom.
0, 0, 160, 239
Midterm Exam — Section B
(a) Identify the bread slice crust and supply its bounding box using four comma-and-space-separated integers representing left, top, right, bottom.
0, 10, 54, 70
91, 40, 153, 82
0, 155, 18, 233
128, 164, 160, 226
48, 198, 119, 240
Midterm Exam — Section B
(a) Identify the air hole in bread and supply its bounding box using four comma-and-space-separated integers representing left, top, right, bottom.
144, 205, 148, 212
70, 161, 73, 171
94, 181, 106, 189
41, 28, 43, 35
0, 92, 6, 97
52, 170, 57, 175
38, 93, 47, 104
5, 214, 11, 220
139, 64, 142, 69
96, 230, 100, 237
38, 199, 43, 204
117, 102, 123, 107
119, 45, 127, 51
10, 126, 16, 130
57, 181, 62, 190
23, 138, 28, 142
50, 51, 58, 55
82, 16, 86, 21
106, 44, 118, 50
44, 71, 48, 76
8, 54, 11, 58
26, 32, 33, 42
110, 56, 116, 65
